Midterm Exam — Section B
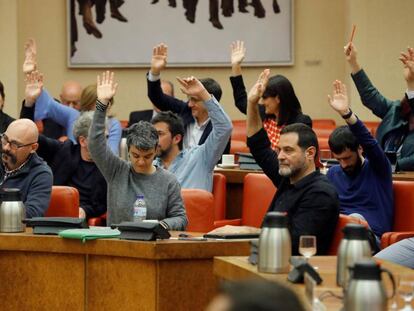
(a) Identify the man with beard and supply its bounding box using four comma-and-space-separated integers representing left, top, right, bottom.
327, 80, 393, 241
210, 70, 339, 255
0, 119, 53, 217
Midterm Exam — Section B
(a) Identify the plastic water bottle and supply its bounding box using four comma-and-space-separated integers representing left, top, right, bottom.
133, 195, 147, 222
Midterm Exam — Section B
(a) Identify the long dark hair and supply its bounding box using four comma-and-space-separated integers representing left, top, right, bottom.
262, 75, 302, 126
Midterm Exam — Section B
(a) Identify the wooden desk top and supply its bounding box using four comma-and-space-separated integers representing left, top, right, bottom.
214, 167, 263, 183
0, 230, 251, 260
392, 171, 414, 181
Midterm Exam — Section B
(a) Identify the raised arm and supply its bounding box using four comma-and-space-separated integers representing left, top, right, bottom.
88, 71, 124, 181
229, 40, 250, 115
147, 43, 187, 113
231, 40, 245, 77
23, 38, 37, 74
328, 80, 391, 177
247, 69, 269, 137
400, 47, 414, 92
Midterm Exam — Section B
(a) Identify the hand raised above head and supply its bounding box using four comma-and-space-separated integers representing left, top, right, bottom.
151, 43, 168, 75
97, 71, 118, 105
24, 70, 43, 106
23, 38, 37, 74
328, 80, 350, 116
247, 69, 270, 105
176, 76, 211, 102
230, 40, 246, 65
399, 47, 414, 88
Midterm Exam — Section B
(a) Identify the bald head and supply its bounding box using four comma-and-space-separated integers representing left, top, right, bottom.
60, 80, 82, 110
7, 119, 39, 144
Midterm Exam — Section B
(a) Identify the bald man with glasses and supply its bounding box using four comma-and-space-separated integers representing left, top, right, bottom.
0, 119, 53, 217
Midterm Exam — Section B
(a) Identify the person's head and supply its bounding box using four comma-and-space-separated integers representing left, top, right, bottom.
126, 121, 159, 174
187, 78, 222, 122
1, 119, 39, 171
0, 80, 5, 110
277, 123, 318, 182
206, 279, 305, 311
329, 126, 363, 176
262, 75, 302, 126
151, 111, 185, 158
73, 111, 94, 162
60, 80, 82, 110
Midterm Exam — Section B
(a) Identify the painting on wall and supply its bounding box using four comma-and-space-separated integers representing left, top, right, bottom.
68, 0, 293, 67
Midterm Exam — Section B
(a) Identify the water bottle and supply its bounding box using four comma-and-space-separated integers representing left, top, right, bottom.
133, 195, 146, 222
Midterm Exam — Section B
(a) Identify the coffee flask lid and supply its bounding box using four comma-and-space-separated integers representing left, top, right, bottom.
351, 259, 381, 280
0, 188, 22, 202
342, 223, 369, 240
262, 212, 288, 228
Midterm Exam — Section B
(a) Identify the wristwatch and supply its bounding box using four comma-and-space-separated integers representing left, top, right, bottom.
341, 109, 353, 119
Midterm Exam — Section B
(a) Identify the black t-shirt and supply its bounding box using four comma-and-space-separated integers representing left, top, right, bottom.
69, 159, 99, 210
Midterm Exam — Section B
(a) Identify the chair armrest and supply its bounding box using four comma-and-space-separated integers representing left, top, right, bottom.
213, 219, 242, 228
381, 231, 414, 249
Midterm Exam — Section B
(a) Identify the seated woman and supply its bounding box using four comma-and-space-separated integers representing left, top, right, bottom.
229, 40, 312, 150
88, 71, 187, 230
345, 42, 414, 170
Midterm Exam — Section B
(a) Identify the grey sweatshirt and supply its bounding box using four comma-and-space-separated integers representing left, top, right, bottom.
88, 106, 187, 230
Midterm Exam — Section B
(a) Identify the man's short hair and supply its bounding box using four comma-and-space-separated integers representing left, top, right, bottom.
151, 111, 185, 150
73, 111, 94, 141
328, 126, 359, 154
200, 78, 222, 101
281, 123, 319, 156
0, 80, 5, 99
127, 121, 158, 150
220, 279, 305, 311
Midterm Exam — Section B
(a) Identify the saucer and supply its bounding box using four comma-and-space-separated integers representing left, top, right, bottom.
217, 163, 239, 168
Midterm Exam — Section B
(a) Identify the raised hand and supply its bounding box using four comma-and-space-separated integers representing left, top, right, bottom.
328, 80, 350, 116
150, 43, 168, 75
344, 42, 361, 74
399, 47, 414, 89
23, 38, 37, 74
24, 71, 43, 107
231, 40, 246, 65
97, 71, 118, 105
247, 69, 270, 105
176, 76, 210, 102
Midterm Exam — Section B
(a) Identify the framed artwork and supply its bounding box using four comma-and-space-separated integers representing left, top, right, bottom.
68, 0, 294, 67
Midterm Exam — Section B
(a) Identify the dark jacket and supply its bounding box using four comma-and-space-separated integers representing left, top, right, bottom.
128, 109, 154, 126
0, 110, 15, 133
0, 153, 53, 218
247, 128, 339, 255
230, 75, 313, 128
147, 75, 231, 154
351, 69, 414, 170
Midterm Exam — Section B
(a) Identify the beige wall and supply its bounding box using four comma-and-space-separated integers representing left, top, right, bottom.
0, 0, 412, 124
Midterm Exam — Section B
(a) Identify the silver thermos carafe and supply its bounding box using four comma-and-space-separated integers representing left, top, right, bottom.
336, 223, 371, 287
344, 259, 396, 311
0, 188, 26, 232
258, 212, 291, 273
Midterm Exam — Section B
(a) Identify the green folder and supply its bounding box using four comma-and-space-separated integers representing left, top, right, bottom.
59, 228, 121, 243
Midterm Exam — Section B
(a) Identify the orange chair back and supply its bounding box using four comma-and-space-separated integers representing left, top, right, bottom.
213, 173, 227, 221
392, 181, 414, 231
363, 121, 380, 137
120, 120, 129, 129
328, 214, 368, 255
182, 189, 215, 233
241, 174, 276, 228
231, 120, 247, 142
45, 186, 80, 217
313, 119, 336, 129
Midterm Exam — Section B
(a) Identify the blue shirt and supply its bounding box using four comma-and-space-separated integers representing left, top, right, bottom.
35, 89, 122, 155
154, 96, 232, 192
327, 119, 393, 237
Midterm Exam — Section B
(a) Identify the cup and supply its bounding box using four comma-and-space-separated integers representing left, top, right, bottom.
222, 154, 235, 166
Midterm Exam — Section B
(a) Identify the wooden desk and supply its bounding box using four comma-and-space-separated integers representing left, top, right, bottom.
214, 256, 414, 310
214, 167, 263, 218
0, 231, 250, 311
393, 171, 414, 181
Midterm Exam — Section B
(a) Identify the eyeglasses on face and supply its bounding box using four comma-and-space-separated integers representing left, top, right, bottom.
0, 133, 36, 150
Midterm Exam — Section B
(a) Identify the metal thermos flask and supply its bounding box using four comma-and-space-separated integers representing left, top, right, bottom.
336, 223, 371, 287
0, 188, 26, 232
258, 212, 291, 273
344, 259, 396, 311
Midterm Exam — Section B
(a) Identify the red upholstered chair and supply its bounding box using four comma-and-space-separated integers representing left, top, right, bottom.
213, 173, 227, 222
182, 189, 215, 233
380, 181, 414, 248
88, 213, 107, 226
363, 121, 380, 137
231, 120, 247, 142
230, 140, 250, 154
120, 120, 129, 129
214, 173, 276, 228
45, 186, 79, 217
328, 214, 369, 255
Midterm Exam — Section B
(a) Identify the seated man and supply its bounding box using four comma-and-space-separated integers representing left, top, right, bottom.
89, 71, 187, 230
0, 118, 53, 217
128, 79, 174, 126
147, 43, 230, 154
0, 80, 15, 133
151, 80, 232, 192
327, 80, 393, 240
211, 70, 339, 255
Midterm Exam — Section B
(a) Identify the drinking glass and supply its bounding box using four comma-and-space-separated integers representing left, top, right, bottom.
398, 275, 414, 311
299, 235, 317, 262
